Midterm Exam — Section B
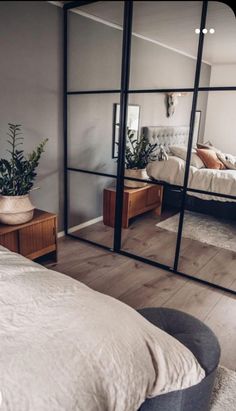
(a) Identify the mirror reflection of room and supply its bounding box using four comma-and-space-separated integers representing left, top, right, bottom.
177, 88, 236, 292
68, 1, 236, 292
121, 1, 236, 291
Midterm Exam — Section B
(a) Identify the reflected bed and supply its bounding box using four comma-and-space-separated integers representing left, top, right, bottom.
143, 126, 236, 219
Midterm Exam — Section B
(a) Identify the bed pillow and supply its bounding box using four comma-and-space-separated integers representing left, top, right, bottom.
170, 145, 205, 168
169, 145, 191, 159
196, 148, 226, 170
190, 154, 205, 169
197, 141, 213, 149
197, 141, 222, 154
217, 152, 236, 170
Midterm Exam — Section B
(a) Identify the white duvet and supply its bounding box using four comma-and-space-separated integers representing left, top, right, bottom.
147, 156, 236, 202
0, 246, 205, 411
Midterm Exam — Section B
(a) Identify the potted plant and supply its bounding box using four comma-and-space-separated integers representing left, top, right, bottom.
124, 129, 157, 188
0, 123, 48, 225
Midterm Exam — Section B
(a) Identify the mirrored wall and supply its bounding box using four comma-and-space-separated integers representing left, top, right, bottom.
64, 0, 236, 295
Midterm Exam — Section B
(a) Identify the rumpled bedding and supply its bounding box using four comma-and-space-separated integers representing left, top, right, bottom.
147, 156, 236, 201
0, 246, 205, 411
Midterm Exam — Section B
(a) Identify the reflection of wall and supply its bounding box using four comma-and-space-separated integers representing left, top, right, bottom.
0, 1, 63, 228
204, 65, 236, 155
129, 92, 209, 144
69, 172, 115, 229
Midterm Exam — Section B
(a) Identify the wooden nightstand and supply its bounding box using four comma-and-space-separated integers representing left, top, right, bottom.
0, 209, 57, 261
103, 184, 163, 228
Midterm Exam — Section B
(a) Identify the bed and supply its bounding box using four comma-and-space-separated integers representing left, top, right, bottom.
143, 126, 236, 219
0, 246, 204, 411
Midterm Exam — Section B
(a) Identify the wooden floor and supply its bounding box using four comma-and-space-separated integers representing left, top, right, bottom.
71, 210, 236, 292
47, 234, 236, 370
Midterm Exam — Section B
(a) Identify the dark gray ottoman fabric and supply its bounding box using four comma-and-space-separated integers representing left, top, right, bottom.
138, 307, 220, 411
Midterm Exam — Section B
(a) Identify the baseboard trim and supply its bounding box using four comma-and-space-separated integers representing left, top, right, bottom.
57, 216, 103, 238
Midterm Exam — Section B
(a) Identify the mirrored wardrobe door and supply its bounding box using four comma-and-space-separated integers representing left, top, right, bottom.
177, 2, 236, 293
66, 2, 124, 248
118, 0, 205, 268
178, 93, 236, 291
119, 87, 197, 268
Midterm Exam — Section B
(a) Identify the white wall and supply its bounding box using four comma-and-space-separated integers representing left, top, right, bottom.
204, 65, 236, 155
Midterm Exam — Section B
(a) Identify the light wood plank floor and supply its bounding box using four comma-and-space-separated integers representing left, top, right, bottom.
71, 210, 236, 292
47, 235, 236, 370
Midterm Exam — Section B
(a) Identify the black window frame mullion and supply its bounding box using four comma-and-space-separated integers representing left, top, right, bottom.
113, 0, 133, 252
63, 7, 68, 236
173, 0, 208, 271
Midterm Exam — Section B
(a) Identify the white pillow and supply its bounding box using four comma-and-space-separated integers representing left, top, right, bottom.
170, 145, 205, 168
217, 152, 236, 170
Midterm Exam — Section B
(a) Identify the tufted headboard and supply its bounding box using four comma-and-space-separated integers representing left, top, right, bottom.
142, 126, 189, 153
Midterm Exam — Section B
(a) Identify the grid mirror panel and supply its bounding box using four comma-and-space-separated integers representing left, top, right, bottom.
129, 1, 203, 90
199, 1, 236, 87
180, 89, 236, 292
64, 1, 236, 295
68, 171, 116, 249
67, 2, 124, 92
119, 90, 194, 268
187, 91, 236, 198
125, 91, 195, 185
178, 192, 236, 292
67, 93, 120, 175
120, 179, 183, 268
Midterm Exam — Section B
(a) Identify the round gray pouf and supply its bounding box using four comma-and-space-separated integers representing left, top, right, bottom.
138, 307, 220, 411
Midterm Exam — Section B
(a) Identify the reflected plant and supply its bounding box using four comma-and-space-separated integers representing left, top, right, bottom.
124, 128, 158, 169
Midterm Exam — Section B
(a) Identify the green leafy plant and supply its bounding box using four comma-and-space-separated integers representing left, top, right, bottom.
124, 129, 158, 169
0, 123, 48, 196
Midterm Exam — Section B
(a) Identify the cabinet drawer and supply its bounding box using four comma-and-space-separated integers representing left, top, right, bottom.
19, 218, 56, 258
0, 231, 18, 253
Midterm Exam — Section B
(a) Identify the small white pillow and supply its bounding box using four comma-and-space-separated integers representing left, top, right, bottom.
217, 152, 236, 170
170, 145, 205, 169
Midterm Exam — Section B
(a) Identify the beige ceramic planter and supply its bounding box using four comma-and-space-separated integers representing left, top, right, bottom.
0, 194, 34, 225
124, 168, 149, 188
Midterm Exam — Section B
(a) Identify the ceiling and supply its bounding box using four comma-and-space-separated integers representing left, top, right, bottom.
72, 1, 236, 64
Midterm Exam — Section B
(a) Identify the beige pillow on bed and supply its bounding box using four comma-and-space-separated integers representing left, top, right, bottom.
196, 148, 226, 170
170, 145, 205, 169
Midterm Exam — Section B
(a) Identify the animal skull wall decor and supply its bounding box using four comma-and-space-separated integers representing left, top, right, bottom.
166, 92, 188, 117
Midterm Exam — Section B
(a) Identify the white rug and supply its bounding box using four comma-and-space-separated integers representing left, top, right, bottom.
156, 211, 236, 253
211, 366, 236, 410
